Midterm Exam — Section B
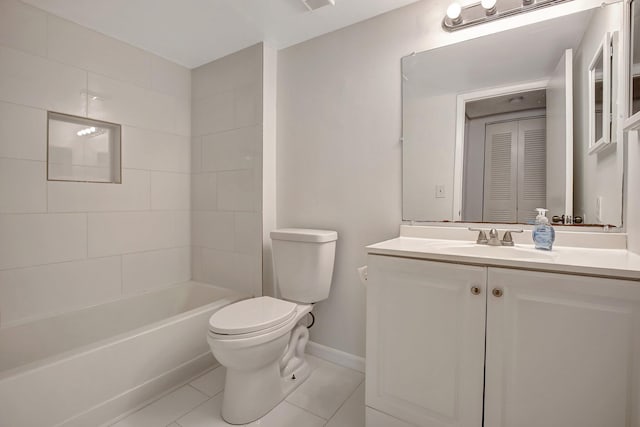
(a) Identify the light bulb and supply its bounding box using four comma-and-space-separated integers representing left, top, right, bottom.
481, 0, 497, 14
446, 2, 462, 24
90, 127, 96, 132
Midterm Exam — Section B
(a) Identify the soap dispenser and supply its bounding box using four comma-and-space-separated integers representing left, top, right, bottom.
532, 208, 555, 251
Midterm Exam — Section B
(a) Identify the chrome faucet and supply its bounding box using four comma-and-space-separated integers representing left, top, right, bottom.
469, 227, 523, 246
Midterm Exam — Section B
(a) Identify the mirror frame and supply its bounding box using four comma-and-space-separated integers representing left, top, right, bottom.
588, 32, 613, 154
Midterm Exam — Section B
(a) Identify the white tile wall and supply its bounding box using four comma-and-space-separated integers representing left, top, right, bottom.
192, 173, 218, 211
122, 247, 191, 295
151, 56, 191, 99
198, 248, 260, 295
122, 126, 190, 173
88, 73, 178, 135
48, 169, 151, 212
191, 44, 263, 296
0, 213, 87, 270
88, 211, 190, 257
0, 0, 192, 325
201, 126, 260, 172
0, 158, 46, 213
47, 16, 152, 89
0, 45, 87, 116
0, 0, 47, 57
151, 172, 190, 211
0, 257, 121, 325
191, 211, 235, 250
217, 169, 257, 212
0, 101, 46, 161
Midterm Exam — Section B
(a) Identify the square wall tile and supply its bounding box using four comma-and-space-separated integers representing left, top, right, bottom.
151, 172, 190, 211
47, 16, 152, 88
201, 126, 260, 172
0, 101, 46, 161
48, 169, 150, 212
192, 173, 217, 211
88, 211, 189, 257
122, 247, 190, 295
191, 211, 234, 250
122, 126, 190, 173
0, 0, 47, 57
217, 169, 257, 212
0, 257, 121, 326
0, 158, 46, 213
0, 213, 87, 270
0, 46, 87, 116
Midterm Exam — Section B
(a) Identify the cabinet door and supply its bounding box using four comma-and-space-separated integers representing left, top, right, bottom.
366, 255, 486, 427
485, 268, 640, 427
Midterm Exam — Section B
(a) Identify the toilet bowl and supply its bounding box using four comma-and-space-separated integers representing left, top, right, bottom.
207, 297, 313, 424
206, 228, 337, 424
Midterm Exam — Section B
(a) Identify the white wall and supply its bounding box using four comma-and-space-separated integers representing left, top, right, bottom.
0, 0, 191, 327
277, 0, 602, 357
190, 44, 264, 296
573, 3, 624, 225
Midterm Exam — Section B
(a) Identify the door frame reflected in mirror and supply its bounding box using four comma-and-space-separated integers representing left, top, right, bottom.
588, 32, 613, 154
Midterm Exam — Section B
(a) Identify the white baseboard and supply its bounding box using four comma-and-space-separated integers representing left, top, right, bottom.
306, 341, 365, 373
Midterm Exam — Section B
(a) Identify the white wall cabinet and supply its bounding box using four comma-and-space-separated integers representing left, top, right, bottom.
366, 254, 640, 427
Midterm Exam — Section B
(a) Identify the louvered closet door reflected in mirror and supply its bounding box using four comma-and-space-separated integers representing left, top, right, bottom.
483, 117, 546, 223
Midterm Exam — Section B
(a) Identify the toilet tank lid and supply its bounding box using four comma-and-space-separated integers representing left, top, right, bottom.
271, 228, 338, 243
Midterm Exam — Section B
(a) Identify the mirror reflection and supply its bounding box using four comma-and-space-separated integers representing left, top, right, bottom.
631, 0, 640, 114
402, 5, 623, 226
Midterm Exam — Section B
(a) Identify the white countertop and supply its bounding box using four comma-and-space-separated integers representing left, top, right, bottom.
366, 237, 640, 281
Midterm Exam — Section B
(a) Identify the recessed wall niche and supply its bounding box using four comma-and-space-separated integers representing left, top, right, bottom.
47, 112, 122, 183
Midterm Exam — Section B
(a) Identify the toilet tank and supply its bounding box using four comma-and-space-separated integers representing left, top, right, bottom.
270, 228, 338, 303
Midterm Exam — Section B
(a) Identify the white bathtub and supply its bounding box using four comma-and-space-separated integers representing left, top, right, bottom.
0, 281, 244, 427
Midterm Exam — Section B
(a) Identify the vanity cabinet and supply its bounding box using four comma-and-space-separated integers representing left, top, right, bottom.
366, 255, 640, 427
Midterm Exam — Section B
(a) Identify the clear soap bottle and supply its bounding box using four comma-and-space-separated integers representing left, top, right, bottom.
532, 208, 555, 251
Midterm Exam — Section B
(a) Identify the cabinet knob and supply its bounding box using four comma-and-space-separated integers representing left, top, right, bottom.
470, 285, 481, 295
492, 288, 503, 298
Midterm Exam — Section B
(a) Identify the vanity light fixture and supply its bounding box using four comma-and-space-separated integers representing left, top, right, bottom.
442, 0, 573, 31
446, 2, 463, 24
481, 0, 497, 15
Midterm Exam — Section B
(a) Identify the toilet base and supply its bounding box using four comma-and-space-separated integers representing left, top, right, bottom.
220, 325, 312, 424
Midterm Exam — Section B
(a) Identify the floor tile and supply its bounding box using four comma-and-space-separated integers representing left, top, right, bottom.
190, 366, 226, 397
245, 401, 325, 427
286, 355, 364, 419
175, 395, 232, 427
326, 382, 365, 427
111, 385, 208, 427
365, 406, 415, 427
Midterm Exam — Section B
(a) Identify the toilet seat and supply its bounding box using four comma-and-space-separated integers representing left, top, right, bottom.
209, 296, 297, 335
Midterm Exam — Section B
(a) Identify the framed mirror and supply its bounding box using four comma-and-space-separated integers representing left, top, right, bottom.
630, 0, 640, 116
402, 5, 624, 227
588, 33, 612, 154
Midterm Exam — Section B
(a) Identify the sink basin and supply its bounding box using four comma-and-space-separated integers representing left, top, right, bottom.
424, 241, 556, 261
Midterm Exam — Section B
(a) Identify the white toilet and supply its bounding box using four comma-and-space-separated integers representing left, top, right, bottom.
207, 228, 338, 424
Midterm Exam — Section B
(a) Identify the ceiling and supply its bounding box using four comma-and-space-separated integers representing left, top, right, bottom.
466, 89, 546, 119
23, 0, 422, 69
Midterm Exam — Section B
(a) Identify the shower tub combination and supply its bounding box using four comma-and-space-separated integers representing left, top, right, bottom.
0, 281, 244, 427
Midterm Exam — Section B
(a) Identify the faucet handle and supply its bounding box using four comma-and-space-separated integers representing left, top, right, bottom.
501, 229, 524, 246
468, 227, 488, 244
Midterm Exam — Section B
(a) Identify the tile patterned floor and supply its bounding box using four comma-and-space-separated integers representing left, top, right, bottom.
110, 355, 365, 427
